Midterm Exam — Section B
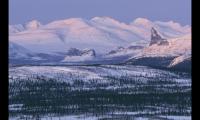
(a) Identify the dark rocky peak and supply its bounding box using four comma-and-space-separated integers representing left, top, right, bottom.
149, 27, 169, 46
151, 27, 163, 40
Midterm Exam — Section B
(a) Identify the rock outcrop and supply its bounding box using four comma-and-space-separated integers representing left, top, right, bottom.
62, 48, 96, 62
81, 49, 96, 57
149, 27, 169, 46
66, 48, 96, 57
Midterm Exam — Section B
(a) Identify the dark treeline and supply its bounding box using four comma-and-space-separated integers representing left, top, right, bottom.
9, 76, 191, 118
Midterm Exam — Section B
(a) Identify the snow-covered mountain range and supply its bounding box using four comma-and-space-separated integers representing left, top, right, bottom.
9, 17, 190, 53
9, 17, 191, 71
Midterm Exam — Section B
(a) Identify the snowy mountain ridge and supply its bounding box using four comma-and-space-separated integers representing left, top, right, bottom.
9, 17, 191, 71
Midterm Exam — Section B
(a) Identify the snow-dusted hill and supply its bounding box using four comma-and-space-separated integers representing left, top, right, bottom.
9, 17, 190, 54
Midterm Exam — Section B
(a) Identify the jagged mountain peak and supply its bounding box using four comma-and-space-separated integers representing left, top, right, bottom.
149, 27, 168, 46
136, 34, 191, 58
151, 27, 163, 39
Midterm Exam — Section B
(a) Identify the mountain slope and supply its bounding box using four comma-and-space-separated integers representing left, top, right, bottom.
9, 42, 34, 59
126, 29, 191, 72
136, 34, 191, 58
9, 17, 191, 68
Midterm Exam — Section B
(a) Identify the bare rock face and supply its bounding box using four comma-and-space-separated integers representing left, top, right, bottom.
149, 27, 169, 46
67, 48, 82, 56
66, 48, 96, 57
82, 49, 96, 57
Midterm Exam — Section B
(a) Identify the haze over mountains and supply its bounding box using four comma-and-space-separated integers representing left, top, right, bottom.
9, 17, 191, 71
